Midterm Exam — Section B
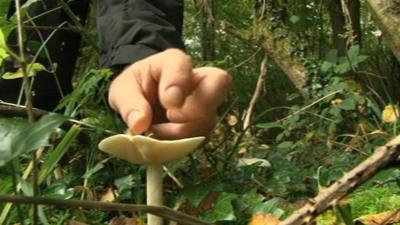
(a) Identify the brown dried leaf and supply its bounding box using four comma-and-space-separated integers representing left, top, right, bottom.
109, 216, 143, 225
248, 214, 280, 225
356, 210, 400, 225
100, 187, 117, 202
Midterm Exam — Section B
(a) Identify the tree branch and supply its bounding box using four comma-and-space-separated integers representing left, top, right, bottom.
0, 195, 211, 225
280, 136, 400, 225
243, 52, 268, 130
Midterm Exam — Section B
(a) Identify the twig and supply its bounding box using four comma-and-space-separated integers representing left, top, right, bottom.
0, 101, 116, 135
243, 52, 268, 131
279, 137, 400, 225
0, 195, 212, 225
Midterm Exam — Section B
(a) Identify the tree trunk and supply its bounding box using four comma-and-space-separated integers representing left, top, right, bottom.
195, 0, 216, 61
347, 0, 362, 45
366, 0, 400, 63
327, 0, 361, 56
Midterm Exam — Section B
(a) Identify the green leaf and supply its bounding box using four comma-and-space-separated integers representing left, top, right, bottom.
253, 197, 282, 215
43, 181, 74, 199
277, 141, 293, 149
325, 49, 338, 63
0, 118, 29, 166
338, 98, 356, 111
2, 63, 46, 79
39, 125, 81, 183
256, 122, 283, 130
320, 61, 334, 73
0, 176, 13, 194
83, 162, 104, 179
114, 175, 134, 200
183, 184, 216, 207
20, 179, 33, 196
8, 114, 66, 166
336, 203, 354, 225
0, 29, 9, 65
202, 193, 237, 222
289, 15, 300, 24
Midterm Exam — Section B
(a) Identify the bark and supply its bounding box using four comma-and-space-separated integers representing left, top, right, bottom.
347, 0, 362, 45
366, 0, 400, 63
327, 0, 361, 56
327, 0, 347, 55
195, 0, 216, 61
222, 24, 307, 91
280, 137, 400, 225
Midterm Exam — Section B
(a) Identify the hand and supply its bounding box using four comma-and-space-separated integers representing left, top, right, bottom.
108, 49, 232, 139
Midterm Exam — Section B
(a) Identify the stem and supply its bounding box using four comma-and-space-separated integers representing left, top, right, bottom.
14, 0, 37, 224
11, 161, 25, 225
147, 164, 163, 225
14, 0, 34, 123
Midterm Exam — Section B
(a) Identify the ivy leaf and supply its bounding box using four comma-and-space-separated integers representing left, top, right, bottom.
253, 197, 284, 217
183, 185, 210, 207
202, 193, 237, 222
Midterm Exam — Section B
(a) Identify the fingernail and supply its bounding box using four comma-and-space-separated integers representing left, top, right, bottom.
165, 86, 185, 108
127, 110, 145, 134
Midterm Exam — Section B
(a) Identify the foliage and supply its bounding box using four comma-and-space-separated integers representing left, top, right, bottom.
1, 0, 400, 224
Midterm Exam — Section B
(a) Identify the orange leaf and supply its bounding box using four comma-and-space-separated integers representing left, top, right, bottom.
356, 210, 400, 225
248, 214, 280, 225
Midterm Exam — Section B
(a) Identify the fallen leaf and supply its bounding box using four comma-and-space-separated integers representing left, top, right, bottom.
66, 220, 89, 225
248, 214, 280, 225
355, 210, 400, 225
109, 216, 143, 225
382, 104, 399, 123
100, 187, 117, 202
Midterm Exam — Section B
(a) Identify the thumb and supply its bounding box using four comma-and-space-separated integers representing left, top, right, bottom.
108, 69, 152, 134
150, 49, 193, 109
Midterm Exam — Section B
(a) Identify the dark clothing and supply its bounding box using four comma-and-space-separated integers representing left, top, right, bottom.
96, 0, 185, 70
1, 0, 184, 110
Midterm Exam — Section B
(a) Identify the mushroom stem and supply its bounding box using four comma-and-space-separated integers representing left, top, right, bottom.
147, 164, 163, 225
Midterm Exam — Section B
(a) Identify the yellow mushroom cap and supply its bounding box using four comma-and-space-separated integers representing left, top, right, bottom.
98, 135, 205, 165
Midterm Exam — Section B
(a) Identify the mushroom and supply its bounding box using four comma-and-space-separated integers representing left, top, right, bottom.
98, 134, 205, 225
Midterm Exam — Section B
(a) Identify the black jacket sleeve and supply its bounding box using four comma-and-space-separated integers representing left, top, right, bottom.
96, 0, 185, 70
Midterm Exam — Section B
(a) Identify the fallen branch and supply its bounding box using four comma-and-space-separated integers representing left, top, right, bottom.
0, 195, 211, 225
280, 136, 400, 225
